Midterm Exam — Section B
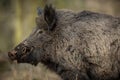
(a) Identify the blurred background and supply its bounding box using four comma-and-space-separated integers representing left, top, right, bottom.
0, 0, 120, 80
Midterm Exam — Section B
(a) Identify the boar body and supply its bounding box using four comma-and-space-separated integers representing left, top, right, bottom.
8, 5, 120, 80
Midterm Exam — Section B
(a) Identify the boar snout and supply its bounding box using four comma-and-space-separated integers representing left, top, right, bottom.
8, 44, 34, 63
8, 50, 17, 60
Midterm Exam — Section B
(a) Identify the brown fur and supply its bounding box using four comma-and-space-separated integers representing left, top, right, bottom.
8, 5, 120, 80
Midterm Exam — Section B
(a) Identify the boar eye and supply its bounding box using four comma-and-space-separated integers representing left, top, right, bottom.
22, 46, 34, 54
37, 29, 44, 34
22, 47, 26, 53
22, 46, 30, 54
39, 30, 43, 34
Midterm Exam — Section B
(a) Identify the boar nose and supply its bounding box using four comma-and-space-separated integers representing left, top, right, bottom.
8, 50, 17, 60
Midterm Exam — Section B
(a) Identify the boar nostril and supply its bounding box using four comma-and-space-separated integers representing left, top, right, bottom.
8, 52, 13, 57
8, 50, 17, 57
8, 50, 17, 59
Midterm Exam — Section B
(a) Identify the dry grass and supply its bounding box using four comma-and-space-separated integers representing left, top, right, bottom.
0, 53, 61, 80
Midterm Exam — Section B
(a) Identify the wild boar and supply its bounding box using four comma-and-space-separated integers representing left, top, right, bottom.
8, 4, 120, 80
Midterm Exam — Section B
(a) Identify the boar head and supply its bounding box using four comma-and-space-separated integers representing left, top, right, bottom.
8, 5, 57, 65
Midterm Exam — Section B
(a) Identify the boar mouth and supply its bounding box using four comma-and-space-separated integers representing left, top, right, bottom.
8, 45, 38, 66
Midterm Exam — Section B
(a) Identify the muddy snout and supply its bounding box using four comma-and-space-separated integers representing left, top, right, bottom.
8, 50, 17, 60
8, 44, 34, 62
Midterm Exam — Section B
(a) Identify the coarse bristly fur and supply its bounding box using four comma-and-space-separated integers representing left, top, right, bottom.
8, 4, 120, 80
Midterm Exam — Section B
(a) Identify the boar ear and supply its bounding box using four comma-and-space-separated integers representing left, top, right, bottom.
44, 4, 57, 31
